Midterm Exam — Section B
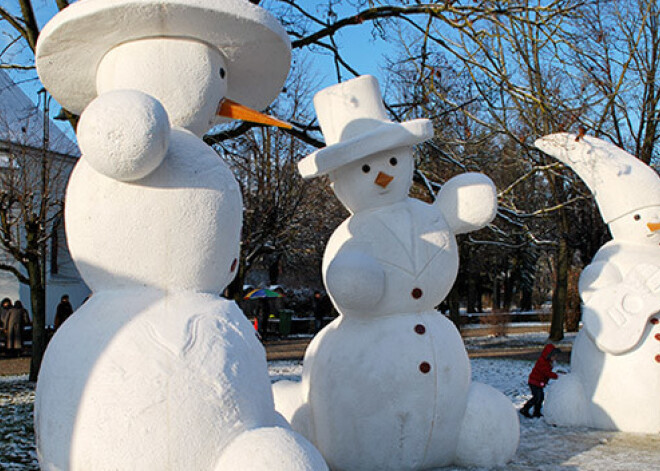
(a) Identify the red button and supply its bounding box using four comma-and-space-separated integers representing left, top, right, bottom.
412, 288, 423, 299
655, 334, 660, 341
230, 258, 238, 272
651, 318, 659, 325
656, 355, 660, 363
419, 362, 431, 374
414, 324, 426, 335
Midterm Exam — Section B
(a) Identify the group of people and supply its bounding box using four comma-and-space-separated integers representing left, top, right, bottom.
0, 297, 31, 357
0, 294, 75, 357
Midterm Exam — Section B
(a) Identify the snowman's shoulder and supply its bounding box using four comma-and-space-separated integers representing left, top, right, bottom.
324, 217, 371, 260
592, 240, 654, 266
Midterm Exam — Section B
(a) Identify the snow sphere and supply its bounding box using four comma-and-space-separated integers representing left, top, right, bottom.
544, 374, 590, 427
78, 89, 169, 181
454, 382, 520, 467
215, 427, 328, 471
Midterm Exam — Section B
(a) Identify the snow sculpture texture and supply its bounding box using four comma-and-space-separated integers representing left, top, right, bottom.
536, 133, 660, 433
273, 75, 520, 470
33, 1, 327, 469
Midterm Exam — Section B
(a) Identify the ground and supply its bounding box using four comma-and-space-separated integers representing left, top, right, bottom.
1, 329, 659, 470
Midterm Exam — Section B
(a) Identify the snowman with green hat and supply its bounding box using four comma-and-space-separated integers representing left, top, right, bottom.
33, 0, 327, 469
536, 133, 660, 433
274, 75, 520, 470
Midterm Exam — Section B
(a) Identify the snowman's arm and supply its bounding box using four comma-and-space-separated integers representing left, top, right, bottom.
77, 90, 170, 182
324, 249, 385, 310
581, 262, 660, 354
435, 173, 497, 235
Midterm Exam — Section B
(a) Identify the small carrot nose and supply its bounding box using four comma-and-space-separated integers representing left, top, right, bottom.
648, 222, 660, 232
375, 172, 394, 188
217, 98, 292, 129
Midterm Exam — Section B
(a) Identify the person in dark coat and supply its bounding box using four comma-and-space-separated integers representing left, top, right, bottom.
54, 294, 74, 331
520, 344, 561, 418
5, 300, 30, 357
0, 298, 12, 355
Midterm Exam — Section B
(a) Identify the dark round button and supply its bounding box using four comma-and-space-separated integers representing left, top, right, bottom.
655, 333, 660, 341
230, 258, 238, 272
655, 355, 660, 364
419, 361, 431, 374
411, 288, 423, 299
652, 318, 660, 325
414, 324, 426, 335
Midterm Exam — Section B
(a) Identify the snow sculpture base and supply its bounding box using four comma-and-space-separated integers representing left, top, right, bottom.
274, 313, 519, 470
36, 291, 324, 470
545, 325, 660, 433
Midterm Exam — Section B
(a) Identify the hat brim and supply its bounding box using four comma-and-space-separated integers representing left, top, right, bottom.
36, 0, 291, 115
298, 119, 433, 178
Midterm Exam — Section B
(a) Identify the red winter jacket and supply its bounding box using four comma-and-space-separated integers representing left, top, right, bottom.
528, 344, 559, 388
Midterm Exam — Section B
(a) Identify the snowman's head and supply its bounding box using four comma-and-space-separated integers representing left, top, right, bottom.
96, 38, 227, 137
328, 146, 414, 213
608, 205, 660, 246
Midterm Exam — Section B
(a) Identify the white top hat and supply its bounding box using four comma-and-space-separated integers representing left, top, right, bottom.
36, 0, 291, 115
535, 133, 660, 223
298, 75, 433, 178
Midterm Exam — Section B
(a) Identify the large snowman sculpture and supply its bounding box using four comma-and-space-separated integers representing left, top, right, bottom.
33, 0, 327, 469
536, 133, 660, 433
273, 76, 519, 470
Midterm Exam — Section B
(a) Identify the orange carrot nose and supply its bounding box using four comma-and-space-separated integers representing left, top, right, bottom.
648, 222, 660, 232
217, 98, 292, 129
375, 171, 394, 188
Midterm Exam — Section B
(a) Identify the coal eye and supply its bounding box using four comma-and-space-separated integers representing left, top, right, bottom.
634, 214, 641, 221
219, 67, 226, 79
389, 157, 398, 166
362, 164, 371, 173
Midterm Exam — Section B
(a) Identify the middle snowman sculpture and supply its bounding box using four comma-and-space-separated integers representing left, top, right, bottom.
274, 76, 520, 470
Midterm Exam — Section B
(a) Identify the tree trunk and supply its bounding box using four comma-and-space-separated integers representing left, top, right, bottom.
27, 258, 46, 382
448, 285, 461, 328
502, 270, 513, 312
467, 276, 477, 314
550, 237, 569, 341
520, 285, 533, 312
493, 278, 501, 310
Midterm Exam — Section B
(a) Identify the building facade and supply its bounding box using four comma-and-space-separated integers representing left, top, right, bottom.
0, 70, 89, 325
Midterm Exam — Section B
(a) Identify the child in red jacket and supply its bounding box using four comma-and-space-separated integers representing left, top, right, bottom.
520, 344, 561, 418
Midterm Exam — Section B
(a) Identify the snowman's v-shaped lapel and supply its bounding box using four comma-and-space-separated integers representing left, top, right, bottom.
369, 204, 416, 274
413, 202, 451, 276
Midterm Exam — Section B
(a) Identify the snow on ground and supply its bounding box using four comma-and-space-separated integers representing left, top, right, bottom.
2, 333, 660, 470
0, 375, 37, 470
463, 330, 578, 350
269, 356, 660, 471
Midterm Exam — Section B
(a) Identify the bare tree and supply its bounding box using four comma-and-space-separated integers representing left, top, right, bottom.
0, 101, 74, 381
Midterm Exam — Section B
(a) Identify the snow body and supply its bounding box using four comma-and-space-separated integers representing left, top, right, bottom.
545, 239, 660, 432
275, 76, 519, 470
33, 1, 326, 469
536, 133, 660, 433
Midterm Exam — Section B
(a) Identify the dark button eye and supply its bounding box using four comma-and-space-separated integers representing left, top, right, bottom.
362, 164, 371, 173
219, 67, 226, 79
389, 157, 398, 166
634, 214, 641, 221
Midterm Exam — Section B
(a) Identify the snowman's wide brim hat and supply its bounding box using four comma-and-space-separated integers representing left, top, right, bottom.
36, 0, 291, 115
535, 132, 660, 223
298, 75, 433, 178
